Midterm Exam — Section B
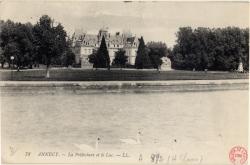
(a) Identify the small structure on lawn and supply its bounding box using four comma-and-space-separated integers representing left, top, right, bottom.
160, 56, 172, 71
237, 58, 244, 72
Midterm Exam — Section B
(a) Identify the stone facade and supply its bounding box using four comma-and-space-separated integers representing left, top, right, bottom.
72, 27, 139, 68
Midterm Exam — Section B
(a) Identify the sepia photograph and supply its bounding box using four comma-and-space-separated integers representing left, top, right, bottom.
0, 1, 249, 165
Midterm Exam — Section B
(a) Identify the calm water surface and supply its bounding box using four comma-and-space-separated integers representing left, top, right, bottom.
1, 90, 248, 163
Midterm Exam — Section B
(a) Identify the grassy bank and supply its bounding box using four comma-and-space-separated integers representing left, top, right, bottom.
0, 68, 248, 81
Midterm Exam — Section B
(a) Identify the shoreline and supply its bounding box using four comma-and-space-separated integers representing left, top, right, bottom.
0, 79, 248, 94
0, 69, 248, 81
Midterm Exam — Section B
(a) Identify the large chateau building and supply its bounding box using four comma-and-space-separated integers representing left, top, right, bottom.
72, 27, 139, 68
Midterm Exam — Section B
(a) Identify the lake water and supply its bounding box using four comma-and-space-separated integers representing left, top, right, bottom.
1, 89, 248, 164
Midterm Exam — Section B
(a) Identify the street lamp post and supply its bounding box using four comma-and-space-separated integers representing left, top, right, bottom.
10, 56, 14, 80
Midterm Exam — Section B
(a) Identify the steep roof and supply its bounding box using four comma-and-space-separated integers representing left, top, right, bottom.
74, 30, 139, 48
124, 36, 139, 48
82, 34, 98, 46
126, 37, 135, 43
109, 35, 123, 45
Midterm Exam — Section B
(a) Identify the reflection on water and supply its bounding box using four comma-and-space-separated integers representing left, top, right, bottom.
1, 90, 248, 162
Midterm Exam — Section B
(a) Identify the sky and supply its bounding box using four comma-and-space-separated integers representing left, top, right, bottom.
0, 1, 249, 47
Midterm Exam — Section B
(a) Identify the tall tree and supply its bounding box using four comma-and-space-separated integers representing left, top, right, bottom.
135, 37, 152, 69
112, 49, 128, 68
16, 23, 35, 69
33, 15, 68, 77
0, 20, 16, 67
89, 36, 110, 69
33, 15, 54, 77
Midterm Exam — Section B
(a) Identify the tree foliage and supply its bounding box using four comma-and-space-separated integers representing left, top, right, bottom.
170, 27, 249, 71
33, 15, 67, 67
112, 49, 128, 67
0, 20, 35, 69
147, 41, 170, 69
32, 15, 74, 76
0, 20, 5, 67
89, 36, 110, 68
88, 49, 97, 65
135, 37, 153, 69
61, 48, 75, 67
0, 17, 75, 71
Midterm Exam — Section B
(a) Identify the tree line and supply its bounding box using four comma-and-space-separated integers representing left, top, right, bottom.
169, 27, 249, 71
0, 15, 248, 74
0, 15, 75, 77
88, 26, 249, 72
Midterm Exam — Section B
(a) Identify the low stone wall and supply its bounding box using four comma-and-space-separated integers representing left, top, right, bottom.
0, 80, 248, 94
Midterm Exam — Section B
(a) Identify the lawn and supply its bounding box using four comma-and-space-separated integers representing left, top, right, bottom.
0, 68, 248, 81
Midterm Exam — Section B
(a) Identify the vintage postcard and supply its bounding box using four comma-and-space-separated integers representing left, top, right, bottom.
0, 1, 249, 165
